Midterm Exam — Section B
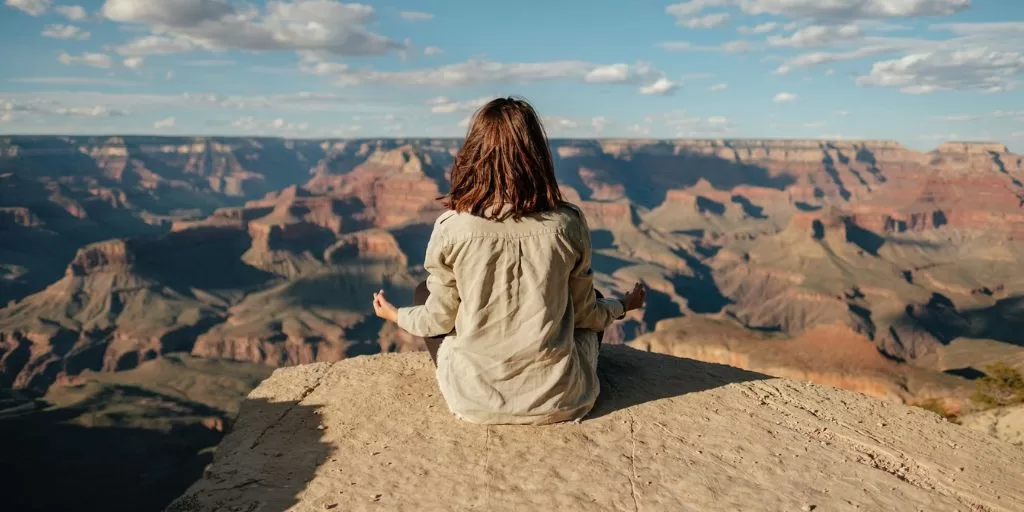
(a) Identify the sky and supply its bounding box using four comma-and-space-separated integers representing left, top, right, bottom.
0, 0, 1022, 151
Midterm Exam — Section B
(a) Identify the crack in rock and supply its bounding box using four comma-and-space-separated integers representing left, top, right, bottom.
250, 371, 329, 450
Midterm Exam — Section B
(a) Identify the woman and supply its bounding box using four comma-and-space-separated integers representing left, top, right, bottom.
372, 96, 645, 425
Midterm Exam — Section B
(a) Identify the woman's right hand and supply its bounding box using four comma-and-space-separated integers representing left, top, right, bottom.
621, 281, 646, 311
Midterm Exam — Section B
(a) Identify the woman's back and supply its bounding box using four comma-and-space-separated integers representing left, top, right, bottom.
398, 205, 621, 424
373, 96, 640, 425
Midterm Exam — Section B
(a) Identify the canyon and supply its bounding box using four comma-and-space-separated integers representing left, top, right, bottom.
1, 135, 1023, 509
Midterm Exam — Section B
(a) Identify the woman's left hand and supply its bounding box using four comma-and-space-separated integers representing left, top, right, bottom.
373, 289, 399, 323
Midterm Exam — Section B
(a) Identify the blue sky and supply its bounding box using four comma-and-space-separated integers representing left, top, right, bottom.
1, 0, 1022, 151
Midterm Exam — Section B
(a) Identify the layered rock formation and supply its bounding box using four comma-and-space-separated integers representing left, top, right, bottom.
172, 347, 1024, 512
2, 136, 1023, 411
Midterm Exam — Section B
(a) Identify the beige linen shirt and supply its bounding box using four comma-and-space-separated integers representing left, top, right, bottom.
397, 204, 625, 425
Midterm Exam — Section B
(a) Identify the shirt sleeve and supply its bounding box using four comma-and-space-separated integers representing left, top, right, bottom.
396, 227, 459, 338
568, 208, 625, 331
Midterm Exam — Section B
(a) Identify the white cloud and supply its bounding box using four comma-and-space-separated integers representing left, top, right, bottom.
804, 120, 827, 128
123, 57, 144, 69
399, 10, 433, 21
183, 59, 236, 66
0, 98, 127, 125
591, 116, 608, 133
114, 34, 209, 56
709, 83, 728, 91
153, 116, 175, 129
773, 45, 899, 74
232, 116, 309, 133
930, 22, 1024, 35
738, 22, 778, 34
302, 57, 673, 93
58, 52, 114, 69
667, 0, 969, 25
680, 12, 730, 29
423, 46, 443, 56
544, 116, 580, 132
857, 47, 1024, 93
835, 110, 849, 117
666, 1, 729, 18
53, 105, 129, 117
55, 4, 87, 20
350, 114, 397, 121
41, 24, 90, 40
426, 96, 491, 114
933, 110, 1024, 122
658, 40, 756, 53
767, 24, 862, 48
103, 0, 406, 57
627, 123, 651, 136
774, 92, 797, 103
640, 77, 679, 95
10, 76, 141, 86
644, 110, 736, 136
584, 63, 631, 83
743, 0, 970, 20
5, 0, 50, 16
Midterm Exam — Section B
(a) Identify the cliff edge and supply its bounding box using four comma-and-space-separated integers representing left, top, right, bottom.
171, 346, 1024, 512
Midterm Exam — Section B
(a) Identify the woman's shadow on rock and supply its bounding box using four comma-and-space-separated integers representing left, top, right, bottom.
585, 344, 772, 420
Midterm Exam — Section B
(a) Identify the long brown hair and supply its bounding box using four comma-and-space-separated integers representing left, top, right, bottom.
442, 96, 566, 221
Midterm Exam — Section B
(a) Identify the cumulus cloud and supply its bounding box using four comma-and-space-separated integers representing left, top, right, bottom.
55, 4, 87, 20
666, 0, 727, 16
123, 57, 144, 69
102, 0, 406, 57
930, 22, 1024, 35
643, 110, 736, 136
399, 10, 432, 21
680, 12, 730, 29
232, 116, 309, 132
10, 76, 141, 86
423, 46, 443, 56
767, 24, 862, 48
856, 47, 1024, 93
774, 92, 797, 102
738, 22, 778, 34
5, 0, 50, 16
627, 123, 651, 136
668, 0, 970, 23
640, 78, 679, 95
41, 24, 90, 40
543, 116, 581, 133
3, 97, 130, 118
54, 105, 130, 117
772, 45, 899, 74
153, 116, 175, 129
425, 96, 491, 113
302, 57, 673, 95
709, 83, 728, 91
740, 0, 970, 22
115, 35, 209, 56
591, 116, 609, 133
933, 110, 1024, 122
58, 52, 115, 69
658, 40, 756, 53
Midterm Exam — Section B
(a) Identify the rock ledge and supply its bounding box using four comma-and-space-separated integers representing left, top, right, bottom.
172, 346, 1024, 512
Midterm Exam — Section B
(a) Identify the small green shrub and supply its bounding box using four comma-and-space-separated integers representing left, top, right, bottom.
971, 362, 1024, 409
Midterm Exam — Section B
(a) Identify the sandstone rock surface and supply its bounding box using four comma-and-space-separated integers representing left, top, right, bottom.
173, 346, 1024, 512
